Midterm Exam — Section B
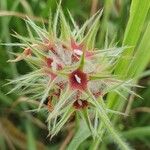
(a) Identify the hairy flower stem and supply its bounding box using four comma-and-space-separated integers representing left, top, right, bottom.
90, 123, 105, 150
93, 97, 133, 150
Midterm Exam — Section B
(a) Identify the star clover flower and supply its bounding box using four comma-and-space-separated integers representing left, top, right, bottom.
7, 6, 138, 149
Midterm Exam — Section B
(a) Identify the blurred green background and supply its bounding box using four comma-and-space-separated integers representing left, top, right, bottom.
0, 0, 150, 150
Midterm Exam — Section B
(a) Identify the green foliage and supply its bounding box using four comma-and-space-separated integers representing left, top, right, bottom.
0, 0, 150, 150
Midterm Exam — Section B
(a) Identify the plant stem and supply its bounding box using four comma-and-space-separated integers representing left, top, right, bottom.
92, 96, 133, 150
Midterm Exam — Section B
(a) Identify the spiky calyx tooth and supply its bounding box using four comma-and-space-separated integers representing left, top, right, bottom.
8, 47, 32, 62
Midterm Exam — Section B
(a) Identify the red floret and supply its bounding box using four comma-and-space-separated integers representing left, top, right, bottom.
69, 69, 88, 91
73, 99, 88, 109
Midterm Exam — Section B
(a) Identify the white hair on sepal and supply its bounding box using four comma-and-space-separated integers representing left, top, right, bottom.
88, 80, 107, 96
84, 60, 96, 73
63, 49, 72, 65
54, 42, 72, 65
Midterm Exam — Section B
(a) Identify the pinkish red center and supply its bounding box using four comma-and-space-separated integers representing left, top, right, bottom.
69, 69, 88, 91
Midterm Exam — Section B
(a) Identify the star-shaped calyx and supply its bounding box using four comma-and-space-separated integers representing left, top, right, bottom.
69, 69, 88, 91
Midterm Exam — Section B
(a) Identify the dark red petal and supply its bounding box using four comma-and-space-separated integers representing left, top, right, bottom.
71, 38, 83, 50
45, 57, 53, 67
73, 99, 88, 109
69, 69, 88, 91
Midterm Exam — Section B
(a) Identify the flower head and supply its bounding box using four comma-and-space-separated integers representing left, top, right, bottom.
7, 6, 137, 140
